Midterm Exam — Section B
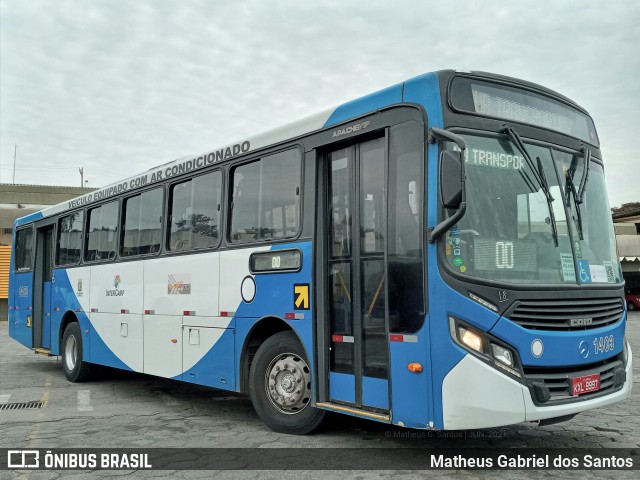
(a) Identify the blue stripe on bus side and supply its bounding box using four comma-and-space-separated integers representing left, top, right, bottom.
15, 211, 43, 227
232, 241, 315, 390
178, 327, 236, 389
23, 242, 313, 390
173, 241, 315, 392
51, 269, 132, 371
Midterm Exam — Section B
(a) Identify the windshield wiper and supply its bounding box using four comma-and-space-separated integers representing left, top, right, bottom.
564, 159, 584, 240
577, 147, 591, 203
564, 147, 591, 240
501, 126, 559, 247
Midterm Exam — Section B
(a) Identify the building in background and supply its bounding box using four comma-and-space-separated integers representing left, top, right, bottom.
0, 184, 95, 321
613, 205, 640, 292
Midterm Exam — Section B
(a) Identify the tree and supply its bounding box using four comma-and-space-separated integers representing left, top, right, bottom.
611, 202, 640, 214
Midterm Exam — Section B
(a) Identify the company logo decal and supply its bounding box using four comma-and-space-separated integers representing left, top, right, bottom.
77, 279, 83, 297
8, 450, 39, 468
570, 317, 592, 327
19, 286, 29, 297
106, 275, 125, 297
168, 274, 191, 295
332, 121, 370, 138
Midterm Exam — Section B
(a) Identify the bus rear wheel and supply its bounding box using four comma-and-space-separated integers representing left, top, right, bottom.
249, 331, 325, 434
62, 322, 92, 382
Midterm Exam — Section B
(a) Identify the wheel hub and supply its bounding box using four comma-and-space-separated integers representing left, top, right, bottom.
265, 353, 311, 414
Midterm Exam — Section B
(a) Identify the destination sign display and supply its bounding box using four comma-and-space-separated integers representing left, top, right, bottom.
463, 148, 525, 170
449, 76, 599, 145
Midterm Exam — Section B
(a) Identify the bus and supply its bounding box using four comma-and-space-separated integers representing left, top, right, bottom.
7, 70, 632, 434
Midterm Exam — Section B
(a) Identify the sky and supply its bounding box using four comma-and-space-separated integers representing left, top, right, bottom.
1, 0, 638, 208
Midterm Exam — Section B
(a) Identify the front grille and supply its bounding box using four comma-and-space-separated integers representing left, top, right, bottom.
523, 355, 625, 405
508, 297, 624, 331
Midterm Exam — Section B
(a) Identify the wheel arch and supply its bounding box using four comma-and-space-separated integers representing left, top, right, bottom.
59, 310, 79, 349
239, 316, 309, 394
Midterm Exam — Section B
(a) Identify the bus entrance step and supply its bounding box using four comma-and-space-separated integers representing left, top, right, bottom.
315, 402, 390, 422
33, 348, 52, 356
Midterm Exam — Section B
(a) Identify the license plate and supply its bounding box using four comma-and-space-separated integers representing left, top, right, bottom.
572, 373, 600, 396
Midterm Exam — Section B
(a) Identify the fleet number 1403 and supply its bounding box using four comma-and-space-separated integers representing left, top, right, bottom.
593, 335, 614, 355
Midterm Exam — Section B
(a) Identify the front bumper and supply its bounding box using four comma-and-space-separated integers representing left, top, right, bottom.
441, 343, 632, 430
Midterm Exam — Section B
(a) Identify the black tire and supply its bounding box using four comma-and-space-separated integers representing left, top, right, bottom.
628, 302, 636, 311
249, 331, 325, 434
62, 322, 92, 382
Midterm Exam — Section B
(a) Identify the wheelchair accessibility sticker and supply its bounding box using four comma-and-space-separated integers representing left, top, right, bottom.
577, 260, 592, 284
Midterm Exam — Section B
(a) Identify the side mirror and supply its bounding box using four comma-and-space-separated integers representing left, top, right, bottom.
440, 150, 463, 209
427, 128, 468, 243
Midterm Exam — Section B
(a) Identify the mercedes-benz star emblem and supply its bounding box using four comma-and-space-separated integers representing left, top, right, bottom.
578, 340, 589, 359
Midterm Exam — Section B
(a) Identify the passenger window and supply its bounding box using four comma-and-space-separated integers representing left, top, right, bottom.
57, 211, 84, 265
85, 201, 119, 261
121, 188, 163, 257
169, 171, 221, 251
15, 227, 34, 271
230, 148, 301, 243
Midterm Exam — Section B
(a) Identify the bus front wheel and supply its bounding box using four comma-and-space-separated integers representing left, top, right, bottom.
62, 322, 92, 382
249, 331, 325, 434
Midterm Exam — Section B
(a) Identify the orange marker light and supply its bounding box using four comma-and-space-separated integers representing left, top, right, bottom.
407, 363, 423, 373
171, 339, 178, 344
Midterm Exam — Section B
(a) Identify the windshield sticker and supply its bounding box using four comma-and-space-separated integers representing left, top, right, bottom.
574, 241, 582, 259
589, 265, 608, 283
603, 261, 615, 283
560, 253, 576, 282
446, 227, 461, 257
464, 148, 524, 170
577, 260, 592, 284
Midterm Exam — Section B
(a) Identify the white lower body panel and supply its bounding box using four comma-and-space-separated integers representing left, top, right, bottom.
442, 348, 633, 430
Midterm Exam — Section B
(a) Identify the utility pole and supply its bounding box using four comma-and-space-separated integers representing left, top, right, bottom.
13, 144, 17, 184
79, 166, 84, 187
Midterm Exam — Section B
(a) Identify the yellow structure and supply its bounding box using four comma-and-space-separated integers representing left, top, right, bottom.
0, 183, 96, 321
0, 246, 9, 300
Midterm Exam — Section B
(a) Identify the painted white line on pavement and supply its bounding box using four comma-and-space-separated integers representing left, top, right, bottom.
77, 390, 94, 411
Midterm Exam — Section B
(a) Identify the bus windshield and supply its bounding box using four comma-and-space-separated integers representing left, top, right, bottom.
444, 134, 622, 285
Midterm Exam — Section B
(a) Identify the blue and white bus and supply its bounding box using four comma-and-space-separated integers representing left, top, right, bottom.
8, 70, 632, 434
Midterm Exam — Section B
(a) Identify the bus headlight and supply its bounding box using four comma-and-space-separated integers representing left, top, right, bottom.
458, 326, 484, 353
450, 316, 522, 379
